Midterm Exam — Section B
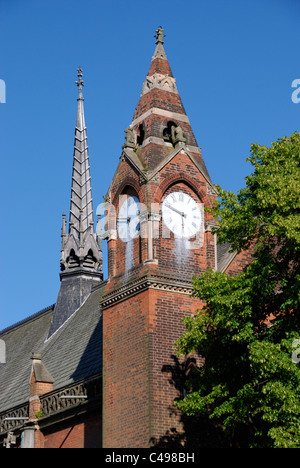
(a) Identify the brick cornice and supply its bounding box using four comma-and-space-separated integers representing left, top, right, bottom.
100, 270, 195, 309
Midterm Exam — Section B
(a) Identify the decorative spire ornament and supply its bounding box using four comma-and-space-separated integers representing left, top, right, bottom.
75, 67, 84, 99
154, 26, 165, 44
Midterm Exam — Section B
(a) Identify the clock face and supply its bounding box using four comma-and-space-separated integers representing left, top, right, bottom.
162, 191, 202, 238
117, 195, 141, 242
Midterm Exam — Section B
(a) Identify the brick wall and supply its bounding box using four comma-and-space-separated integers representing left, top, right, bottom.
148, 289, 203, 445
43, 412, 101, 448
225, 246, 255, 276
103, 289, 150, 448
102, 286, 203, 448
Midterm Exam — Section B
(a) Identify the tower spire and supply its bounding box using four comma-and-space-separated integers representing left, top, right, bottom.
69, 67, 94, 239
126, 27, 212, 184
48, 68, 102, 339
59, 67, 102, 275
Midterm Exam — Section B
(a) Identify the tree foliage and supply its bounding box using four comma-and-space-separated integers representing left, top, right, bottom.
175, 132, 300, 448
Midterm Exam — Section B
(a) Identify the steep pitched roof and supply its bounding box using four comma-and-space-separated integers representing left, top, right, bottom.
0, 283, 105, 414
216, 240, 237, 272
125, 27, 212, 187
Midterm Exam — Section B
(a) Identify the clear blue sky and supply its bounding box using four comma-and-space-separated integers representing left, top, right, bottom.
0, 0, 299, 330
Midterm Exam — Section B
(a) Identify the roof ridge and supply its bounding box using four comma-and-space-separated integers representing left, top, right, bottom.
0, 304, 55, 336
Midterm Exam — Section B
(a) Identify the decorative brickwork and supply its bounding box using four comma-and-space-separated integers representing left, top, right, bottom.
102, 31, 219, 447
0, 29, 254, 450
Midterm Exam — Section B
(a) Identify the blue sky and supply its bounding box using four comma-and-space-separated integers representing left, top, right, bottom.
0, 0, 299, 330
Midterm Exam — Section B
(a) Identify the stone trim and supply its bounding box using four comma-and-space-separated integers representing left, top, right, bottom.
141, 73, 178, 96
101, 272, 194, 309
0, 403, 29, 436
140, 136, 201, 155
131, 107, 190, 128
39, 374, 101, 421
0, 375, 101, 438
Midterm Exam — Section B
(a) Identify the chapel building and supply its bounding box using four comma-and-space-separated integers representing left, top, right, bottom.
0, 28, 251, 448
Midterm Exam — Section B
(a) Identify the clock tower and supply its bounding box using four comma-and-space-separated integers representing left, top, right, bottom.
101, 28, 217, 448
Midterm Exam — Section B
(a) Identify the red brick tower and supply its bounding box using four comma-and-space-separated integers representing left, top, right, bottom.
101, 28, 217, 448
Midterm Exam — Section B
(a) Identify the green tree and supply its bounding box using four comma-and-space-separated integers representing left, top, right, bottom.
175, 132, 300, 448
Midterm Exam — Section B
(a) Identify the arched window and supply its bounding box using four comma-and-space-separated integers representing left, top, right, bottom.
137, 123, 145, 146
162, 121, 177, 144
83, 249, 97, 269
68, 249, 80, 269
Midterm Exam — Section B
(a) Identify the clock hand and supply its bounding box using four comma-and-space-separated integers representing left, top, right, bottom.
165, 202, 187, 218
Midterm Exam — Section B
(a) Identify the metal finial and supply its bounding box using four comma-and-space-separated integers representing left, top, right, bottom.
96, 214, 102, 249
154, 26, 165, 44
61, 212, 67, 238
76, 67, 84, 86
75, 67, 84, 98
61, 213, 67, 245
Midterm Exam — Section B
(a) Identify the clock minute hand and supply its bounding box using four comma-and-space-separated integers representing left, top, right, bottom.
165, 202, 186, 218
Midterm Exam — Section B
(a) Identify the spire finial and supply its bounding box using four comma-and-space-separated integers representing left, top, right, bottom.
154, 26, 165, 44
61, 212, 67, 247
75, 67, 84, 99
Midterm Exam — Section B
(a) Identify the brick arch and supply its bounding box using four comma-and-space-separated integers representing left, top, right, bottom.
112, 177, 146, 207
160, 119, 178, 142
154, 172, 207, 204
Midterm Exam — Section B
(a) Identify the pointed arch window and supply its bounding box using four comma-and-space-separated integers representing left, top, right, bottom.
137, 123, 145, 146
163, 121, 177, 144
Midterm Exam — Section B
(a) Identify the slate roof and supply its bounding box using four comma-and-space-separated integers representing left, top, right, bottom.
0, 240, 235, 416
0, 283, 105, 414
216, 240, 236, 272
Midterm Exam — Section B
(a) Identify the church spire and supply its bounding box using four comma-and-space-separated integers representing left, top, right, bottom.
124, 27, 212, 184
68, 67, 94, 237
48, 68, 102, 339
59, 68, 102, 275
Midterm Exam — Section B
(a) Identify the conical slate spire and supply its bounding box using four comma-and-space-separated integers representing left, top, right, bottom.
59, 68, 102, 275
69, 67, 94, 237
48, 69, 102, 339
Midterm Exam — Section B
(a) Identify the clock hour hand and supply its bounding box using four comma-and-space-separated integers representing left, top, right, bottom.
165, 202, 186, 218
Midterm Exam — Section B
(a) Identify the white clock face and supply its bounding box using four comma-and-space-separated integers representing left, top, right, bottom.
117, 195, 141, 242
162, 191, 202, 238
